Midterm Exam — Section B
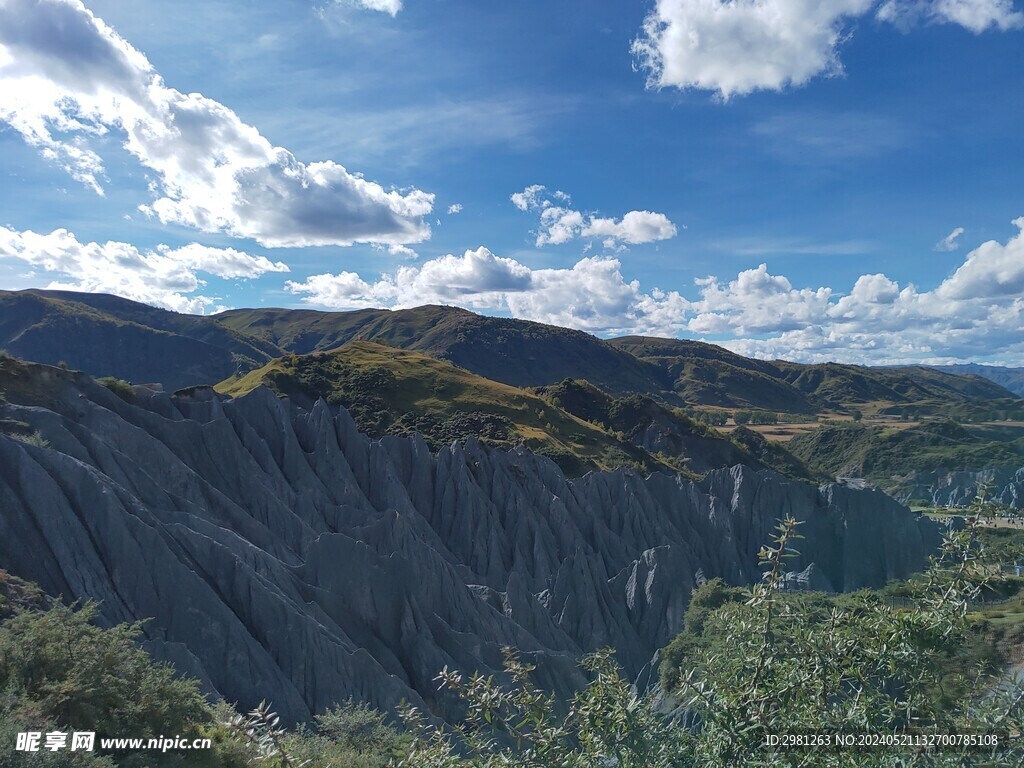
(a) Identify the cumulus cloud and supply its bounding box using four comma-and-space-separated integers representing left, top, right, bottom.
633, 0, 1023, 99
511, 185, 678, 247
934, 226, 965, 252
286, 247, 689, 335
0, 0, 433, 247
447, 203, 463, 215
0, 227, 287, 313
290, 219, 1024, 365
699, 219, 1024, 364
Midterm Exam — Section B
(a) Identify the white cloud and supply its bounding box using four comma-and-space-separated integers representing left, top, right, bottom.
511, 185, 678, 247
581, 211, 678, 245
0, 227, 287, 313
697, 219, 1024, 364
633, 0, 1023, 99
511, 184, 569, 212
878, 0, 1024, 32
0, 0, 433, 247
935, 217, 1024, 300
286, 247, 689, 335
447, 203, 463, 215
318, 0, 403, 17
351, 0, 403, 15
633, 0, 874, 98
290, 218, 1024, 365
934, 226, 965, 252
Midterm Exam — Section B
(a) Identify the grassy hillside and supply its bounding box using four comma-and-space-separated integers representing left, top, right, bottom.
607, 336, 816, 412
217, 304, 663, 396
5, 291, 1019, 422
533, 378, 815, 479
787, 420, 1024, 487
609, 335, 1019, 417
0, 290, 279, 389
933, 363, 1024, 398
216, 342, 668, 476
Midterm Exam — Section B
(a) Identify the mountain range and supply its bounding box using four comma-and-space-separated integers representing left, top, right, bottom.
1, 290, 1017, 418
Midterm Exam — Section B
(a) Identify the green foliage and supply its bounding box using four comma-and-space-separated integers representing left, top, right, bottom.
96, 376, 134, 402
789, 419, 1024, 489
286, 701, 409, 768
400, 499, 1024, 766
687, 408, 729, 426
397, 648, 684, 768
0, 604, 210, 755
8, 430, 49, 449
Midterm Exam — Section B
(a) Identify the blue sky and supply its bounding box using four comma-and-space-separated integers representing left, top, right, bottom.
1, 0, 1023, 365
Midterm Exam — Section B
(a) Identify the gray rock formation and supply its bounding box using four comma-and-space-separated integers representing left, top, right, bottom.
0, 369, 941, 724
896, 466, 1024, 509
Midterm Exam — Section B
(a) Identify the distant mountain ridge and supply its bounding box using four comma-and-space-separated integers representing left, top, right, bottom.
0, 290, 1017, 418
931, 363, 1024, 398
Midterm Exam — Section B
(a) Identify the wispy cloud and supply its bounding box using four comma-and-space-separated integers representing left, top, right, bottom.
752, 112, 912, 162
934, 226, 965, 252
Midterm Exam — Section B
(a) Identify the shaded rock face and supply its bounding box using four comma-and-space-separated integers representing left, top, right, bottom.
0, 374, 940, 724
897, 467, 1024, 509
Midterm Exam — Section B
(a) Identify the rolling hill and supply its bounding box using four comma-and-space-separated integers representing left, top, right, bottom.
787, 420, 1024, 494
214, 342, 809, 479
215, 341, 668, 476
216, 304, 662, 395
0, 289, 279, 389
932, 363, 1024, 398
1, 290, 1019, 421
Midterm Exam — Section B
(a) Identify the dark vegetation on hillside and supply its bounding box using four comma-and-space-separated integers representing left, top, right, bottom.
3, 290, 1018, 420
788, 420, 1024, 487
534, 377, 815, 479
933, 363, 1024, 398
215, 342, 670, 476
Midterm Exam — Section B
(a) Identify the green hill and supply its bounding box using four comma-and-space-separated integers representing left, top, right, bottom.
216, 342, 667, 476
533, 378, 815, 480
216, 304, 662, 396
609, 336, 1018, 417
3, 290, 1019, 421
787, 420, 1024, 489
0, 290, 279, 389
932, 363, 1024, 398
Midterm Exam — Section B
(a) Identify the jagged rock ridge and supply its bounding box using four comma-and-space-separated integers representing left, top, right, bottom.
0, 367, 940, 724
897, 466, 1024, 509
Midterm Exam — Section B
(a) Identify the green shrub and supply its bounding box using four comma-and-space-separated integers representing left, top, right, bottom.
0, 603, 212, 765
96, 377, 134, 402
9, 430, 49, 449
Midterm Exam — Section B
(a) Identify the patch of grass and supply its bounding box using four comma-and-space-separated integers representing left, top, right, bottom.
9, 430, 49, 449
96, 376, 134, 402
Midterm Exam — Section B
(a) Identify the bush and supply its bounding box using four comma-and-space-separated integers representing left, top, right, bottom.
9, 430, 49, 449
96, 377, 134, 402
0, 603, 213, 765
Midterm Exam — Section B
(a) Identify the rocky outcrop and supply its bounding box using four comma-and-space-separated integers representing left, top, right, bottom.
0, 366, 941, 724
896, 466, 1024, 509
